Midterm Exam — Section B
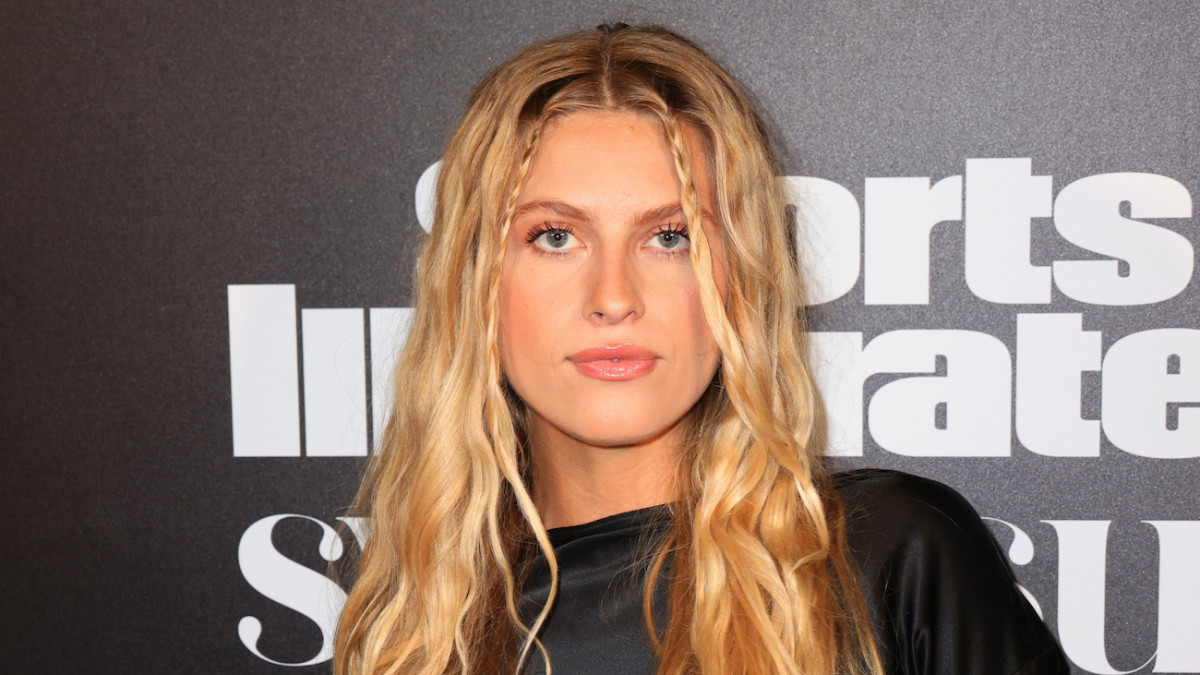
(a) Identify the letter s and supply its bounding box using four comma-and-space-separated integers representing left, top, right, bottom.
1053, 173, 1193, 305
238, 514, 348, 666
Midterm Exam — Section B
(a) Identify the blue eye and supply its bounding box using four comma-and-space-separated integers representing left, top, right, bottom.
527, 226, 579, 252
650, 226, 690, 250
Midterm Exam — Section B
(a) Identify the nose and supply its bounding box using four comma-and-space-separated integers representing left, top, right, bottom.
583, 247, 644, 325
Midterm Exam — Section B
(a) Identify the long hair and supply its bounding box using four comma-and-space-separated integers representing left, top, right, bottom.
335, 24, 882, 675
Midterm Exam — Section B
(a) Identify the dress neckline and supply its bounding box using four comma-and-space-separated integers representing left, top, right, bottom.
546, 503, 673, 547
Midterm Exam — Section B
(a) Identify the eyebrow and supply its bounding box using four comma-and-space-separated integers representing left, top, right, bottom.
512, 200, 590, 222
512, 200, 715, 226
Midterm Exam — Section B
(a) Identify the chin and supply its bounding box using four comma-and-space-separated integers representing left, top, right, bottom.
570, 429, 663, 449
563, 413, 683, 449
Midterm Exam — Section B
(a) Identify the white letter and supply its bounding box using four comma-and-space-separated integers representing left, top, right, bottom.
863, 330, 1011, 456
1102, 329, 1200, 458
369, 307, 415, 444
1016, 313, 1101, 456
238, 514, 348, 667
810, 332, 863, 456
864, 175, 962, 304
415, 161, 440, 233
781, 176, 861, 305
302, 308, 368, 457
1145, 521, 1200, 672
1053, 173, 1193, 305
336, 516, 370, 549
228, 285, 301, 457
965, 158, 1053, 303
1045, 520, 1152, 674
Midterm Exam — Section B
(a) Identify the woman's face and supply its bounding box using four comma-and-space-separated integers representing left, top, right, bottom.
498, 110, 723, 452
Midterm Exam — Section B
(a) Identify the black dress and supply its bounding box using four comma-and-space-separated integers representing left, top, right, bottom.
521, 469, 1070, 674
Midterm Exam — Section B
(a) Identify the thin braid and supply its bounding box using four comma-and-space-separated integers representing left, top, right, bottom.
479, 115, 559, 674
661, 112, 792, 454
660, 111, 838, 673
659, 114, 736, 372
660, 116, 831, 551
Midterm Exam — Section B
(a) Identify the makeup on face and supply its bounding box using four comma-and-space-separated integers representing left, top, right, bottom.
497, 110, 723, 452
567, 344, 660, 381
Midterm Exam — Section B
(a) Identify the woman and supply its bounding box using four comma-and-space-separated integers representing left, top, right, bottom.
335, 24, 1069, 675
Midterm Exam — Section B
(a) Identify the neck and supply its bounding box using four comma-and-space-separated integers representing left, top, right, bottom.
528, 420, 682, 529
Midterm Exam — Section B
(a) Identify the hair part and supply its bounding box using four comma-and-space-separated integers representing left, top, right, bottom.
335, 23, 882, 675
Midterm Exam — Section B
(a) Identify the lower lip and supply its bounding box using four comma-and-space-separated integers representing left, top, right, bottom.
572, 358, 658, 380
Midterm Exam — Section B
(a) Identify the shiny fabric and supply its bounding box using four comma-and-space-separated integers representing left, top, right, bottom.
521, 469, 1069, 674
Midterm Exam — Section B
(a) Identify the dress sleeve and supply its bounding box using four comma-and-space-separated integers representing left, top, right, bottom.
834, 470, 1071, 675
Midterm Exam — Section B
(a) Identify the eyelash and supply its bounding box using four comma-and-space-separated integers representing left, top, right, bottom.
649, 223, 690, 250
521, 222, 691, 256
523, 223, 569, 244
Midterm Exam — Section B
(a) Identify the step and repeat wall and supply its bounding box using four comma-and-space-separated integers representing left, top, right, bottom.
5, 2, 1197, 673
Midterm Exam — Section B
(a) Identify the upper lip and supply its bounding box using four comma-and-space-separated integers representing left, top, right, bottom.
567, 344, 659, 363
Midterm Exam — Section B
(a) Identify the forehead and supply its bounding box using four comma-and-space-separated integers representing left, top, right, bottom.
515, 110, 712, 212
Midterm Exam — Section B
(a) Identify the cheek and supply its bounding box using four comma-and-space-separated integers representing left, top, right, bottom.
668, 273, 721, 363
702, 224, 729, 301
497, 276, 529, 372
674, 280, 722, 398
678, 224, 726, 356
497, 269, 560, 379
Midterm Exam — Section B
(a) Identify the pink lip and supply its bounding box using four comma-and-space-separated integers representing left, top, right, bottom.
568, 344, 659, 381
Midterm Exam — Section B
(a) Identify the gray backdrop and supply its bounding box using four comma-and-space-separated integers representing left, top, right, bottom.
4, 2, 1198, 673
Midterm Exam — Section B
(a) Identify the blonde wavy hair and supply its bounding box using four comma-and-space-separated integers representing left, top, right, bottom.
335, 24, 882, 675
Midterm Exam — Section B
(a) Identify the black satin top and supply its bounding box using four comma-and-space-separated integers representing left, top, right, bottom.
521, 469, 1070, 674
